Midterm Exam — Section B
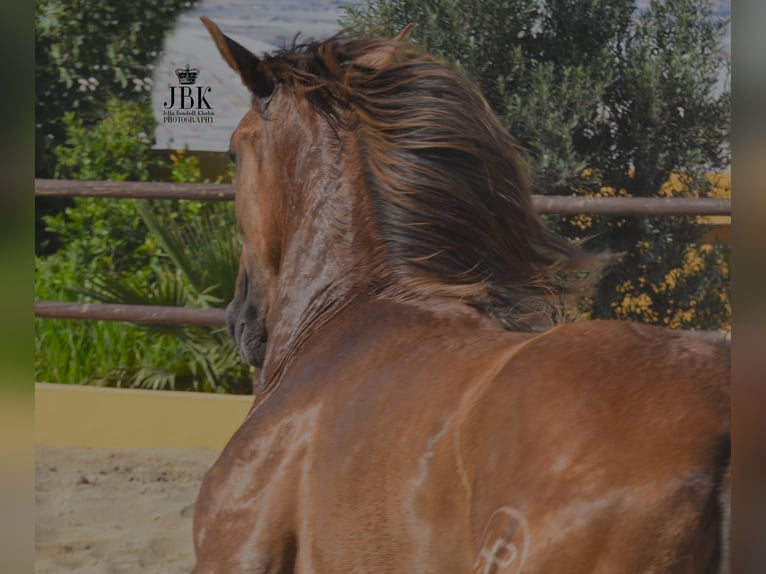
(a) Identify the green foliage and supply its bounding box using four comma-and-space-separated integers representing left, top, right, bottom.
35, 248, 188, 387
34, 0, 251, 392
35, 0, 198, 177
43, 98, 160, 275
34, 0, 195, 252
135, 200, 240, 305
71, 201, 251, 394
36, 189, 250, 393
342, 0, 731, 329
55, 98, 157, 181
35, 96, 249, 392
558, 0, 731, 328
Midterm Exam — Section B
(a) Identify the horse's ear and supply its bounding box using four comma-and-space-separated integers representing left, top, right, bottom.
355, 23, 413, 70
200, 16, 274, 99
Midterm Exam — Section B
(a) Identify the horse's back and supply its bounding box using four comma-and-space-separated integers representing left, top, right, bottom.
297, 314, 730, 573
463, 320, 730, 573
194, 309, 730, 574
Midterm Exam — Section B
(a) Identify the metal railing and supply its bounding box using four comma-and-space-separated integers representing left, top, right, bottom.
34, 178, 731, 326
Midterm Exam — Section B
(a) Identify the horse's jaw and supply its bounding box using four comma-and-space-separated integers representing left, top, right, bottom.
226, 295, 268, 369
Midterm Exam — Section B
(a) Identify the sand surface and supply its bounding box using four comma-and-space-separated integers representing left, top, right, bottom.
35, 445, 220, 574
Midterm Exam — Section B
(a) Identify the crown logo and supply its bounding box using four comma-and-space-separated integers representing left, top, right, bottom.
175, 64, 200, 85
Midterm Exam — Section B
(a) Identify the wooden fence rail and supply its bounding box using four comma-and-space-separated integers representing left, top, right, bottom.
34, 301, 226, 327
35, 179, 731, 215
36, 179, 235, 201
34, 179, 731, 326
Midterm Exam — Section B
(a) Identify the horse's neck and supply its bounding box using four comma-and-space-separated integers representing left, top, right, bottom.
257, 288, 504, 396
258, 171, 375, 394
263, 269, 361, 383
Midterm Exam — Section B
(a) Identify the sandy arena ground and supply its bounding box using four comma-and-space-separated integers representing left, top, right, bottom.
35, 445, 220, 574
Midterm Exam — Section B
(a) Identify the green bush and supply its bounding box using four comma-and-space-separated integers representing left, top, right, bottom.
36, 192, 250, 392
55, 98, 157, 182
35, 0, 200, 254
35, 0, 199, 177
35, 97, 249, 392
35, 0, 253, 393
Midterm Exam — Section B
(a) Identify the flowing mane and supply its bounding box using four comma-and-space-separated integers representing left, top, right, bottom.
256, 36, 604, 330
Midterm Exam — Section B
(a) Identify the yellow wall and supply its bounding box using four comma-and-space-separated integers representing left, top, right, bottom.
35, 383, 253, 450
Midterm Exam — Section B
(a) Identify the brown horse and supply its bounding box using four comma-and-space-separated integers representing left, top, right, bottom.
194, 18, 730, 573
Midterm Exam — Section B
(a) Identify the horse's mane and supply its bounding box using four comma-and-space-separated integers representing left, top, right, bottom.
258, 36, 606, 330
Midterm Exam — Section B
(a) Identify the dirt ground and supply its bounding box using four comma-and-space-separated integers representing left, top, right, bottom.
35, 445, 220, 574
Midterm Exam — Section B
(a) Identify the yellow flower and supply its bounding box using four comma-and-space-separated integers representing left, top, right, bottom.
571, 214, 593, 230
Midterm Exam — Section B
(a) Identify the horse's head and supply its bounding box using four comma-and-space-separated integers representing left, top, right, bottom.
202, 18, 411, 367
203, 17, 605, 370
203, 20, 282, 367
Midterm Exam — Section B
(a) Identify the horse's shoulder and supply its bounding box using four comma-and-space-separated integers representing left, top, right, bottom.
490, 320, 730, 403
471, 320, 731, 465
523, 319, 729, 365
